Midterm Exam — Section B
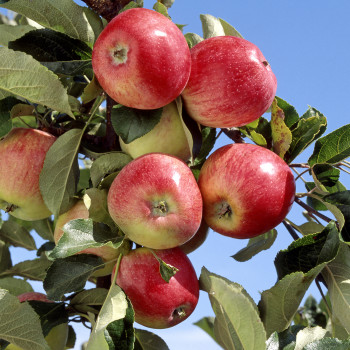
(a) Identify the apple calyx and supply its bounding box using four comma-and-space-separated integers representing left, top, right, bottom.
216, 201, 232, 219
111, 44, 128, 65
152, 200, 169, 217
173, 306, 187, 320
2, 201, 18, 214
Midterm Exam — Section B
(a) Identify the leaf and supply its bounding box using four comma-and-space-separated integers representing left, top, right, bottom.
184, 32, 203, 48
44, 254, 104, 301
192, 127, 217, 167
9, 217, 54, 242
303, 337, 350, 349
86, 284, 130, 350
0, 240, 11, 273
134, 329, 170, 350
200, 267, 266, 350
309, 123, 350, 166
40, 128, 83, 216
266, 326, 304, 350
193, 317, 217, 344
271, 99, 292, 159
286, 108, 327, 163
0, 289, 49, 350
49, 219, 123, 259
149, 250, 178, 283
0, 96, 23, 137
294, 326, 327, 350
275, 96, 299, 128
90, 152, 132, 188
153, 2, 170, 19
0, 23, 34, 46
0, 0, 103, 44
111, 105, 163, 144
70, 288, 108, 312
0, 218, 36, 250
0, 47, 73, 116
232, 229, 277, 262
8, 28, 92, 62
200, 14, 243, 39
0, 277, 33, 296
322, 243, 350, 333
41, 60, 92, 76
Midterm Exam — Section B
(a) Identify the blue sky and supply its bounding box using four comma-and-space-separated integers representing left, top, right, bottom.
3, 0, 350, 349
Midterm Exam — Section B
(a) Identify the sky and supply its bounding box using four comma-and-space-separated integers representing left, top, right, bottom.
3, 0, 350, 349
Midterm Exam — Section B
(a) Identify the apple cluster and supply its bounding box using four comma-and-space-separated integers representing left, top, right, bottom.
0, 6, 296, 332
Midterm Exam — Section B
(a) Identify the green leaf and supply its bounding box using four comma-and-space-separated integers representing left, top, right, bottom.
118, 0, 143, 13
70, 288, 108, 313
288, 220, 325, 236
322, 243, 350, 333
0, 24, 34, 46
232, 229, 277, 262
0, 0, 103, 44
193, 317, 217, 345
312, 164, 340, 188
0, 277, 33, 296
153, 2, 170, 19
294, 326, 327, 350
286, 108, 327, 163
200, 267, 266, 350
271, 99, 292, 159
0, 289, 49, 350
192, 127, 217, 167
275, 96, 299, 128
266, 326, 304, 350
303, 337, 350, 350
148, 250, 178, 283
41, 60, 92, 76
0, 218, 36, 250
90, 152, 132, 188
0, 47, 73, 116
111, 105, 163, 144
1, 258, 52, 281
200, 14, 243, 39
134, 329, 170, 350
44, 254, 104, 301
297, 296, 327, 328
0, 96, 21, 137
309, 124, 350, 166
274, 222, 340, 279
0, 240, 11, 274
40, 128, 83, 216
8, 28, 92, 61
86, 284, 130, 350
184, 32, 203, 48
49, 218, 123, 259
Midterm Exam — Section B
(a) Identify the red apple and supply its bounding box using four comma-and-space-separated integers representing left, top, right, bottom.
54, 200, 121, 277
119, 101, 191, 161
7, 292, 68, 350
179, 220, 210, 254
92, 8, 191, 110
198, 143, 295, 239
0, 128, 56, 221
113, 247, 199, 329
181, 36, 277, 128
107, 153, 203, 249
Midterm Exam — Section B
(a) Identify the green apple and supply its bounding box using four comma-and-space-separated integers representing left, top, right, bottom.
54, 200, 121, 277
119, 101, 191, 161
0, 128, 56, 221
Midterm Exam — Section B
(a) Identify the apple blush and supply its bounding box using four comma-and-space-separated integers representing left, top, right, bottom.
182, 35, 277, 128
92, 8, 191, 110
107, 153, 203, 249
198, 143, 295, 239
114, 247, 199, 329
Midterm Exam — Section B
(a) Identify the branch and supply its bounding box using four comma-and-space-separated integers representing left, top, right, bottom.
81, 0, 133, 21
294, 197, 334, 224
221, 128, 245, 143
282, 220, 300, 240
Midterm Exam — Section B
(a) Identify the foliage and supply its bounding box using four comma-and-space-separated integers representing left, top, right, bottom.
0, 0, 349, 349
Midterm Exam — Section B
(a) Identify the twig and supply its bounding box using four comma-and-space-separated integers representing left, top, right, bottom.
221, 128, 245, 143
289, 163, 310, 169
282, 220, 300, 240
294, 197, 333, 223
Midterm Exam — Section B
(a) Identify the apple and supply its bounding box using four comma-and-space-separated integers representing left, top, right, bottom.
179, 220, 210, 254
198, 143, 295, 239
119, 101, 191, 161
107, 153, 203, 249
113, 247, 199, 329
92, 8, 191, 110
54, 200, 122, 277
0, 128, 56, 221
7, 292, 68, 350
181, 36, 277, 128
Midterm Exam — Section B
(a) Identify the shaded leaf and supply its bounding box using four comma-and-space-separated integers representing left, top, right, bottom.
0, 96, 24, 137
303, 337, 350, 349
193, 317, 217, 345
266, 326, 304, 350
0, 277, 33, 296
192, 127, 216, 167
0, 240, 11, 274
134, 329, 170, 350
70, 288, 108, 310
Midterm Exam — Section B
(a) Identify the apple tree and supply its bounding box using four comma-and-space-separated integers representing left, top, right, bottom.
0, 0, 349, 349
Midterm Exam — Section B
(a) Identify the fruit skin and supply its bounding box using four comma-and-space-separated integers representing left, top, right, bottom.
54, 200, 121, 277
182, 36, 277, 128
114, 247, 199, 329
107, 153, 203, 249
198, 143, 295, 239
119, 101, 191, 161
92, 8, 191, 110
7, 292, 68, 350
0, 128, 56, 221
179, 220, 209, 254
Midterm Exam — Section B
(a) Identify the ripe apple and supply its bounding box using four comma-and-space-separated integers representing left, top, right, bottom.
92, 8, 191, 110
119, 101, 191, 161
7, 292, 68, 350
113, 247, 199, 329
107, 153, 203, 249
54, 200, 121, 277
179, 220, 210, 254
0, 128, 56, 221
181, 36, 277, 128
198, 143, 295, 239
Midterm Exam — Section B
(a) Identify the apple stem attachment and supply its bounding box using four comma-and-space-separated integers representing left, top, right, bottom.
262, 60, 269, 67
173, 306, 186, 320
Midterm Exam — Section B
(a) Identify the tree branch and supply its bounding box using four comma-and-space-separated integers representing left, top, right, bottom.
81, 0, 133, 21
